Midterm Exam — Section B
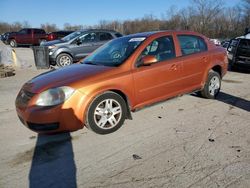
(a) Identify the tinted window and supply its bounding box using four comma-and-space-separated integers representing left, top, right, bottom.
138, 36, 176, 63
238, 39, 250, 49
98, 32, 113, 41
79, 32, 97, 43
115, 33, 123, 38
177, 35, 207, 55
34, 29, 45, 34
19, 29, 27, 34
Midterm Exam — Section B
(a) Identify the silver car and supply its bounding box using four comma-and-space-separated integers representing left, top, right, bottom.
41, 29, 122, 67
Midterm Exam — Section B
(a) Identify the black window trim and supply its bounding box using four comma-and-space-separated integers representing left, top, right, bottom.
177, 34, 208, 57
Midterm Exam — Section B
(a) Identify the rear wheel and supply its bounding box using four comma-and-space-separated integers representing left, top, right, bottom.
200, 71, 221, 99
10, 39, 17, 48
85, 92, 127, 134
56, 53, 73, 67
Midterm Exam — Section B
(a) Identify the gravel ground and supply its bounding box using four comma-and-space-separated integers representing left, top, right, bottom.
0, 47, 249, 188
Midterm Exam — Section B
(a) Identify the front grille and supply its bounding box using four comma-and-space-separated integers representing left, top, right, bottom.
16, 89, 35, 106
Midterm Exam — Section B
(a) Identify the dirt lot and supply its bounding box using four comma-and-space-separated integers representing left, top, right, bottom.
0, 47, 250, 188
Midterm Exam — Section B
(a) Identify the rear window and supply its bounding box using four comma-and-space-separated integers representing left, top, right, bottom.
115, 33, 123, 38
177, 35, 207, 55
98, 32, 113, 41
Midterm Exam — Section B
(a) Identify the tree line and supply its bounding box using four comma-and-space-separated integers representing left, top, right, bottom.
0, 0, 249, 39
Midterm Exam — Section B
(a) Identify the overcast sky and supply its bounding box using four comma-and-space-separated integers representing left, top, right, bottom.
0, 0, 242, 28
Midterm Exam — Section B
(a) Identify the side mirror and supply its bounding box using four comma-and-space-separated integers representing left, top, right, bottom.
76, 38, 82, 45
141, 55, 157, 66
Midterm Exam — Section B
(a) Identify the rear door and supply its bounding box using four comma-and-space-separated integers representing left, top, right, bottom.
176, 35, 209, 90
132, 35, 183, 106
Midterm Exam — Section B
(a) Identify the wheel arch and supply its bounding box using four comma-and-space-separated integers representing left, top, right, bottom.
211, 65, 222, 77
56, 51, 74, 60
109, 89, 133, 120
82, 88, 133, 123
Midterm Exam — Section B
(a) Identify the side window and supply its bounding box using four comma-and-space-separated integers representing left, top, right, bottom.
98, 32, 113, 41
19, 29, 27, 34
34, 29, 45, 34
138, 36, 176, 64
79, 32, 97, 43
34, 30, 39, 34
27, 29, 32, 34
177, 35, 207, 55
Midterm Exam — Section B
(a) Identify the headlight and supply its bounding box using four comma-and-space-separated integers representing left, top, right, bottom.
48, 45, 56, 50
36, 86, 75, 106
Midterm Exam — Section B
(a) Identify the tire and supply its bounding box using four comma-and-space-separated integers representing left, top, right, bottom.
10, 39, 17, 48
228, 61, 236, 71
200, 71, 221, 99
86, 91, 127, 134
56, 53, 73, 67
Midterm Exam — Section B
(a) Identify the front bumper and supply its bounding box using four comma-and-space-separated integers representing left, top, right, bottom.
15, 89, 87, 133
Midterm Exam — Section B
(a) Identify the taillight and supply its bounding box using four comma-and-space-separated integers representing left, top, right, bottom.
48, 34, 55, 41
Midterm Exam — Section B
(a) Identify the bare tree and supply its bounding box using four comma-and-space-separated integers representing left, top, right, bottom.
41, 23, 58, 32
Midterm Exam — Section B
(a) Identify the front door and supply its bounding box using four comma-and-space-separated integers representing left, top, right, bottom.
71, 32, 98, 60
132, 36, 183, 107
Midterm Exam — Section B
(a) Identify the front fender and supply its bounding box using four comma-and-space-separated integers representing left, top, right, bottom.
53, 47, 74, 59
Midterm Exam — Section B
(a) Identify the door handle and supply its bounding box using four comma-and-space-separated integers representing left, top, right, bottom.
202, 56, 207, 63
170, 64, 177, 71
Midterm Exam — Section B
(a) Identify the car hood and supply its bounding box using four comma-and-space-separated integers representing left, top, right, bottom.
41, 39, 65, 46
22, 64, 113, 93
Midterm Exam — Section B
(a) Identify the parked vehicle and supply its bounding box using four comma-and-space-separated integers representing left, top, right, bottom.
46, 30, 74, 41
1, 32, 17, 44
227, 38, 250, 70
8, 28, 47, 47
221, 41, 229, 49
41, 29, 123, 67
16, 30, 228, 134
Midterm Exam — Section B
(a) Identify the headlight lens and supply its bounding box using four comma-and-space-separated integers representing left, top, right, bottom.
36, 86, 75, 106
48, 45, 56, 50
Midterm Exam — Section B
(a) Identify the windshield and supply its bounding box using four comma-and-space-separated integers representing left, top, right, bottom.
83, 36, 146, 66
61, 31, 84, 42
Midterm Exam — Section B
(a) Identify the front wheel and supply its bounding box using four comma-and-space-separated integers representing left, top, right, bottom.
10, 39, 17, 48
200, 71, 221, 99
85, 92, 127, 134
56, 53, 73, 67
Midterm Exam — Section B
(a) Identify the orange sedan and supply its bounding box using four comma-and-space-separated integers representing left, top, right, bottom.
16, 31, 228, 134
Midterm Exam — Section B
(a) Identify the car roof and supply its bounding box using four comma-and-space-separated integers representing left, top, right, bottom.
76, 29, 119, 33
125, 30, 205, 38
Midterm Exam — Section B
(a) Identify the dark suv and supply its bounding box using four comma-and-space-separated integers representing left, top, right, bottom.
227, 38, 250, 70
41, 29, 123, 67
